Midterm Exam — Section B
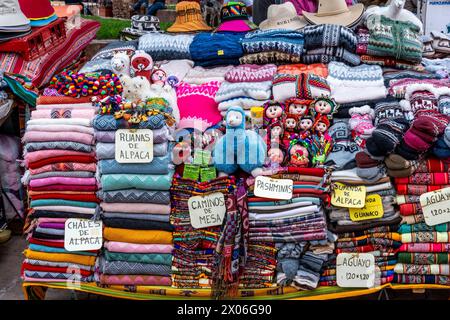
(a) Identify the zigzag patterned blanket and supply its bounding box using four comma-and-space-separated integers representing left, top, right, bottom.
93, 114, 165, 131
104, 250, 172, 265
98, 189, 170, 204
100, 171, 174, 191
98, 258, 171, 276
25, 141, 93, 153
99, 155, 172, 175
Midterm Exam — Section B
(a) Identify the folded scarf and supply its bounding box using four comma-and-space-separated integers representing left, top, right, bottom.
99, 156, 171, 175
31, 108, 96, 119
100, 171, 174, 191
241, 29, 304, 57
102, 212, 169, 222
94, 126, 171, 144
329, 216, 402, 234
98, 189, 170, 204
394, 263, 450, 275
23, 249, 96, 266
393, 274, 450, 285
29, 193, 98, 203
102, 218, 174, 231
98, 259, 171, 276
23, 131, 94, 145
27, 171, 95, 183
103, 250, 172, 265
22, 262, 93, 277
98, 274, 171, 286
397, 252, 450, 264
32, 206, 95, 215
29, 162, 97, 175
26, 151, 95, 167
249, 205, 320, 220
30, 199, 97, 208
29, 211, 93, 220
401, 232, 450, 243
93, 114, 165, 131
398, 243, 450, 252
28, 244, 96, 256
23, 258, 93, 271
27, 124, 94, 135
103, 227, 173, 244
26, 118, 91, 127
25, 141, 93, 153
395, 172, 450, 185
29, 177, 97, 188
28, 184, 98, 192
396, 184, 450, 195
100, 202, 170, 214
96, 141, 168, 159
103, 241, 173, 254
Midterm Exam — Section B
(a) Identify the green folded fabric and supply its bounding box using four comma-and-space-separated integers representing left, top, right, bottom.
397, 252, 450, 264
104, 250, 172, 265
101, 171, 174, 191
30, 199, 98, 208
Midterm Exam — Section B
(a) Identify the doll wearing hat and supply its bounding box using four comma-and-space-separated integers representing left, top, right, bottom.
267, 120, 284, 149
298, 114, 314, 140
282, 113, 300, 149
285, 97, 312, 117
311, 96, 338, 119
311, 115, 333, 166
263, 102, 285, 127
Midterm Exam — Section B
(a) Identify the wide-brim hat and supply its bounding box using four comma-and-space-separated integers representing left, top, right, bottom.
259, 2, 307, 31
217, 19, 257, 32
216, 2, 257, 32
167, 1, 211, 33
19, 0, 55, 20
303, 0, 364, 27
0, 0, 29, 27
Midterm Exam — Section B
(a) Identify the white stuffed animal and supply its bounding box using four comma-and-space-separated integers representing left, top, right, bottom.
132, 76, 152, 101
111, 52, 131, 78
120, 75, 138, 101
365, 0, 423, 33
144, 82, 180, 123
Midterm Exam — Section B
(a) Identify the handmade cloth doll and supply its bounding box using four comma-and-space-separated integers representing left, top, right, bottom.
131, 50, 153, 80
213, 106, 266, 176
311, 96, 338, 118
263, 102, 285, 127
283, 113, 300, 148
111, 52, 131, 78
311, 115, 333, 166
151, 68, 167, 86
298, 115, 314, 140
268, 147, 285, 166
313, 115, 330, 134
268, 121, 284, 147
285, 98, 312, 117
286, 139, 311, 167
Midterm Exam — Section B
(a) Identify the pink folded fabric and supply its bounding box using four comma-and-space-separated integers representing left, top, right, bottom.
37, 218, 68, 223
23, 131, 94, 145
398, 243, 450, 252
29, 177, 97, 188
99, 274, 172, 286
104, 241, 173, 254
25, 150, 96, 164
26, 124, 95, 135
100, 202, 171, 215
29, 162, 97, 175
32, 206, 95, 214
31, 109, 96, 119
36, 103, 94, 110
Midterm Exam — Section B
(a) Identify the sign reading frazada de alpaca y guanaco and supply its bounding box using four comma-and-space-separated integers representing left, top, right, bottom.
115, 129, 153, 163
64, 219, 102, 252
420, 187, 450, 226
349, 194, 384, 221
331, 183, 366, 208
336, 253, 375, 288
188, 192, 226, 229
254, 176, 293, 200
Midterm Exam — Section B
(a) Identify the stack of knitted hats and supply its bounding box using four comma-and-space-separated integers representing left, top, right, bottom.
21, 94, 99, 283
302, 24, 360, 66
216, 64, 276, 117
356, 13, 423, 70
93, 98, 175, 287
240, 29, 305, 65
393, 157, 450, 286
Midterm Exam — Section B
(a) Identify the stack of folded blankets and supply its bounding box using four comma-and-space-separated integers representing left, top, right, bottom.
170, 176, 238, 290
247, 168, 332, 290
356, 13, 423, 70
321, 163, 401, 286
302, 24, 360, 66
189, 32, 245, 67
240, 29, 304, 65
215, 64, 276, 117
93, 97, 175, 287
21, 94, 99, 283
392, 157, 450, 285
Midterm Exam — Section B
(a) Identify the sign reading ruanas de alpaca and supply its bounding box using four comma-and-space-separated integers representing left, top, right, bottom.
420, 187, 450, 226
336, 253, 375, 288
64, 219, 102, 251
188, 192, 226, 229
115, 129, 153, 163
254, 176, 293, 200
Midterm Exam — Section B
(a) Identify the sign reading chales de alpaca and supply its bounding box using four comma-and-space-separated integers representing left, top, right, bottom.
115, 129, 153, 163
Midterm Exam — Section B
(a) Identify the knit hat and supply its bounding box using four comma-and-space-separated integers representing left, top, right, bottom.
366, 119, 409, 157
324, 120, 359, 169
396, 140, 421, 160
348, 105, 375, 139
432, 136, 450, 159
373, 98, 407, 126
176, 81, 222, 132
167, 1, 211, 33
400, 84, 450, 116
431, 31, 450, 54
259, 2, 307, 31
216, 2, 257, 32
439, 95, 450, 116
224, 64, 277, 83
385, 154, 415, 170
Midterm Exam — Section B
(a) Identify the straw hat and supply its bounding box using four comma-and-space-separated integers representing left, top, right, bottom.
259, 2, 307, 31
216, 2, 257, 32
167, 1, 211, 33
0, 0, 29, 27
303, 0, 364, 27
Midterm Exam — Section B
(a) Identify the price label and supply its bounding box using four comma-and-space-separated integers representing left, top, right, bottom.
336, 253, 375, 288
254, 176, 293, 200
183, 164, 200, 180
200, 167, 216, 182
331, 182, 366, 208
193, 149, 211, 166
188, 192, 226, 229
115, 129, 153, 163
64, 219, 102, 252
420, 187, 450, 226
349, 194, 384, 221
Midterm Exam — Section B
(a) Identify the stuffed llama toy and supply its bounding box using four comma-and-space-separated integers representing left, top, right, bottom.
213, 106, 266, 176
111, 52, 131, 78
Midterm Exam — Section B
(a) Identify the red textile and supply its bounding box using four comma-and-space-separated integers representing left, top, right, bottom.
28, 184, 98, 192
28, 155, 95, 169
399, 203, 422, 216
36, 96, 92, 105
28, 238, 65, 248
395, 172, 450, 185
285, 167, 325, 177
415, 158, 450, 173
22, 263, 93, 277
396, 184, 450, 195
30, 193, 99, 203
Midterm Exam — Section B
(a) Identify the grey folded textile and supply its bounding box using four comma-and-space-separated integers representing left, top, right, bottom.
97, 189, 170, 204
35, 227, 65, 235
25, 141, 93, 153
97, 141, 169, 159
94, 126, 171, 143
29, 171, 95, 181
98, 258, 171, 276
101, 212, 170, 223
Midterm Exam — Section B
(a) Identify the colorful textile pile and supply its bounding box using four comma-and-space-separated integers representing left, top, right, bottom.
21, 94, 99, 283
93, 98, 175, 287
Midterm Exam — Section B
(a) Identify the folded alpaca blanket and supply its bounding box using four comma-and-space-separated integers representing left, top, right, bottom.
30, 193, 98, 203
23, 271, 93, 282
393, 274, 450, 285
96, 141, 168, 159
401, 232, 450, 243
93, 114, 165, 131
29, 162, 96, 175
104, 241, 173, 254
31, 108, 96, 119
102, 218, 174, 231
98, 259, 171, 276
25, 149, 95, 165
102, 212, 169, 223
397, 252, 450, 264
100, 202, 170, 214
23, 249, 96, 266
29, 177, 97, 188
394, 263, 450, 275
103, 250, 172, 265
94, 126, 171, 143
26, 118, 91, 127
26, 124, 94, 135
23, 131, 94, 145
25, 141, 93, 153
30, 199, 97, 209
98, 274, 171, 286
100, 171, 174, 191
31, 206, 96, 215
103, 227, 173, 244
99, 156, 171, 175
98, 189, 170, 204
26, 171, 95, 184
